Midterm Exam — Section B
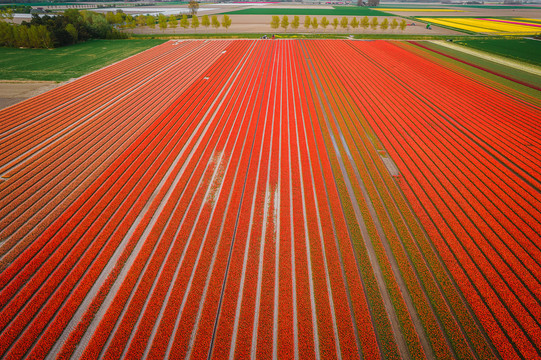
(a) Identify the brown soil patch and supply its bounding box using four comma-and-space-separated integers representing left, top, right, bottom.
0, 81, 60, 110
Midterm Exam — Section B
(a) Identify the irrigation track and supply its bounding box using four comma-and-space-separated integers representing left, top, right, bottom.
0, 39, 539, 360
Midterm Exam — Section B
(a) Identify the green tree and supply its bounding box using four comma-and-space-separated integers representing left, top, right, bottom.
270, 15, 280, 30
291, 15, 300, 31
399, 19, 407, 31
304, 16, 311, 31
350, 17, 359, 31
191, 15, 199, 31
380, 18, 389, 31
211, 15, 220, 30
281, 15, 289, 32
340, 17, 349, 31
38, 25, 52, 48
221, 15, 231, 31
390, 18, 398, 31
105, 11, 116, 24
201, 14, 210, 29
127, 15, 137, 29
146, 15, 156, 29
16, 25, 30, 47
169, 14, 178, 29
321, 16, 329, 31
332, 17, 339, 30
188, 0, 199, 16
370, 17, 379, 30
0, 8, 14, 22
137, 15, 146, 27
311, 17, 318, 32
114, 10, 124, 25
158, 14, 168, 32
180, 14, 189, 30
65, 23, 78, 43
361, 16, 369, 31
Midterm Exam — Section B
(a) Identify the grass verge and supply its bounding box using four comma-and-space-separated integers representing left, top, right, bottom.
0, 39, 166, 82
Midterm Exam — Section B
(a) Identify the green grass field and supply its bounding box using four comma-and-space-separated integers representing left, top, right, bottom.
453, 39, 541, 66
0, 39, 165, 81
222, 6, 391, 16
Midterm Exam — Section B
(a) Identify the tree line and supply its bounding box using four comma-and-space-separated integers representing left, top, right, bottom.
271, 15, 408, 33
131, 14, 232, 32
0, 9, 126, 48
0, 5, 32, 14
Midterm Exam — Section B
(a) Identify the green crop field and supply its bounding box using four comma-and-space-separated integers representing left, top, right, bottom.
417, 41, 541, 91
222, 6, 391, 16
454, 38, 541, 66
0, 39, 165, 82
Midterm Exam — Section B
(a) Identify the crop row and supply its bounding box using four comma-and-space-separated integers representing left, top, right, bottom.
349, 40, 540, 359
1, 39, 536, 360
0, 40, 235, 359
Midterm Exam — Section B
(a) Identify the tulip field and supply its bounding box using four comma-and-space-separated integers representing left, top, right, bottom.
418, 17, 541, 34
0, 39, 540, 359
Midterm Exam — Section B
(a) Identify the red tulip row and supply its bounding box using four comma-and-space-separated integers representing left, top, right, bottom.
277, 41, 296, 359
74, 40, 257, 360
295, 40, 373, 359
304, 39, 440, 360
294, 40, 396, 359
297, 40, 383, 359
395, 41, 541, 107
0, 40, 237, 359
252, 41, 279, 360
310, 38, 481, 360
193, 41, 276, 360
0, 41, 198, 173
0, 41, 222, 269
367, 39, 541, 328
0, 40, 225, 300
350, 40, 541, 359
0, 40, 228, 306
4, 39, 535, 360
306, 39, 497, 360
0, 41, 177, 131
86, 42, 259, 360
376, 42, 541, 219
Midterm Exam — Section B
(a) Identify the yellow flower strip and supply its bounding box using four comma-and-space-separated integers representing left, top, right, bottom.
417, 18, 496, 33
418, 17, 541, 33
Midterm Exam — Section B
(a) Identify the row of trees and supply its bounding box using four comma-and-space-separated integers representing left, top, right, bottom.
271, 15, 408, 32
0, 9, 126, 48
143, 14, 232, 32
0, 5, 32, 15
